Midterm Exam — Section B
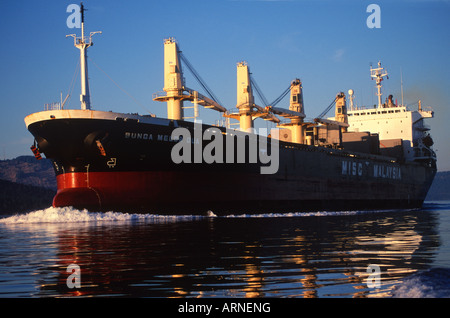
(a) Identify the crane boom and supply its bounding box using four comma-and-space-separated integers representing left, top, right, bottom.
267, 106, 305, 119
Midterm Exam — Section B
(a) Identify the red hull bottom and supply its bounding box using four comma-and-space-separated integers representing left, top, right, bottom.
54, 171, 230, 213
54, 171, 424, 215
55, 171, 277, 214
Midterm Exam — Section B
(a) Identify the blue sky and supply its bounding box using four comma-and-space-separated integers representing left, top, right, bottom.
1, 0, 449, 170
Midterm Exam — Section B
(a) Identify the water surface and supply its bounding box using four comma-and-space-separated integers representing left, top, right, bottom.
1, 202, 449, 298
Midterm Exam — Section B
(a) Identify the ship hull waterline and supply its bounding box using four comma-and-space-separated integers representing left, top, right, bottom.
25, 110, 436, 215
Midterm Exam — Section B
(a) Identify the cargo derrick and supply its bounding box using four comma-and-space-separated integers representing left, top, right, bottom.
270, 79, 307, 144
223, 62, 281, 132
307, 92, 350, 148
153, 38, 227, 120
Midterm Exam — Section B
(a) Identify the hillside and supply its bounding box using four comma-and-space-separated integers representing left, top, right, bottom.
0, 156, 56, 190
0, 179, 55, 214
0, 156, 56, 214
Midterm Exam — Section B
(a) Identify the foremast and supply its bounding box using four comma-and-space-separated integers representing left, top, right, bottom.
66, 3, 101, 110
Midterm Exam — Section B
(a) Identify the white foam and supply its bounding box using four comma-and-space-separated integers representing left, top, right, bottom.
391, 276, 437, 298
391, 268, 450, 298
0, 206, 203, 224
0, 206, 412, 225
225, 211, 361, 218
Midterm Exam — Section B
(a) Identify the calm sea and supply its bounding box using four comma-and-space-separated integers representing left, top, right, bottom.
1, 201, 449, 301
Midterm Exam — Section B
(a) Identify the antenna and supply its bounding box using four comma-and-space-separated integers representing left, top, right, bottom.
400, 68, 404, 106
80, 2, 85, 22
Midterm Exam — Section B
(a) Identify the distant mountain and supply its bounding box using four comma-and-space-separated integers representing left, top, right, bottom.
0, 156, 56, 214
426, 171, 450, 201
0, 156, 56, 190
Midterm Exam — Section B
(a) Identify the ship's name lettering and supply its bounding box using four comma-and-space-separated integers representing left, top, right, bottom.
124, 132, 182, 142
341, 160, 363, 177
373, 164, 401, 180
341, 160, 401, 180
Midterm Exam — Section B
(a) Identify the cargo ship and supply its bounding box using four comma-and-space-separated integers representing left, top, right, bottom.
24, 5, 436, 214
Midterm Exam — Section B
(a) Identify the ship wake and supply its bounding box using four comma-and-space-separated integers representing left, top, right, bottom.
0, 205, 415, 225
391, 268, 450, 298
0, 206, 204, 224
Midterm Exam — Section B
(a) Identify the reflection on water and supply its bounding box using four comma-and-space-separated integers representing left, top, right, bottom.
0, 208, 442, 298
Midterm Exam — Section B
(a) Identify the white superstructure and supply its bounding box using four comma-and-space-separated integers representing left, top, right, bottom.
344, 62, 435, 163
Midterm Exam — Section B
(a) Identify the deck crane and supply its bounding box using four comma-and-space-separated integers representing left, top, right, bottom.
248, 76, 306, 121
267, 79, 306, 121
250, 76, 308, 120
314, 92, 349, 131
270, 79, 309, 144
270, 82, 349, 145
223, 61, 280, 132
153, 38, 227, 120
224, 63, 313, 135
